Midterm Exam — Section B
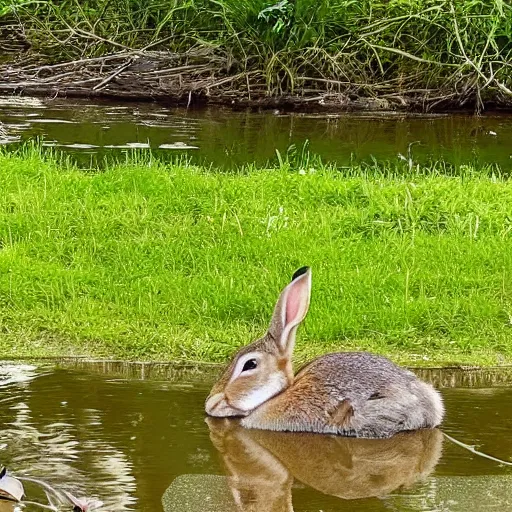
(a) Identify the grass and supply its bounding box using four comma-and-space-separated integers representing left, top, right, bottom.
2, 0, 512, 106
1, 146, 512, 366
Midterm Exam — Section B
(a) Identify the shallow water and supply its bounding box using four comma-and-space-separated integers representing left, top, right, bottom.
1, 361, 512, 511
1, 96, 512, 169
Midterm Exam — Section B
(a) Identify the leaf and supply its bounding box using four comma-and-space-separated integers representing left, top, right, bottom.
62, 490, 104, 511
258, 0, 289, 21
0, 469, 24, 502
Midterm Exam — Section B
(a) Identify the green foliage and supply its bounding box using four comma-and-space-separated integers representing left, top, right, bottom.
2, 0, 511, 99
1, 147, 512, 365
0, 0, 42, 16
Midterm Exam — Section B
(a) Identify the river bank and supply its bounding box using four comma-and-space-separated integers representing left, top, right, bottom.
1, 1, 511, 112
1, 147, 512, 366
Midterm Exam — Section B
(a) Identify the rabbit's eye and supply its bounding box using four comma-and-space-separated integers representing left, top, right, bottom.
242, 359, 258, 372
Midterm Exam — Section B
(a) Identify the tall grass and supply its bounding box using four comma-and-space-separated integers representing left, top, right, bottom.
3, 0, 512, 104
1, 147, 511, 365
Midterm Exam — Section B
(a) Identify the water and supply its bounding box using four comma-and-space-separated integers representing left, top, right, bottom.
1, 96, 512, 169
1, 361, 512, 511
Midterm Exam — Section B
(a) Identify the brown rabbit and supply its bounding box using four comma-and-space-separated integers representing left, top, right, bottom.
205, 267, 444, 438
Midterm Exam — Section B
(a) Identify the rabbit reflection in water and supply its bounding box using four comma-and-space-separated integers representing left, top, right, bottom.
207, 418, 443, 511
205, 267, 444, 438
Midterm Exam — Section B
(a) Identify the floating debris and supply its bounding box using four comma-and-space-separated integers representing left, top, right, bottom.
0, 468, 24, 502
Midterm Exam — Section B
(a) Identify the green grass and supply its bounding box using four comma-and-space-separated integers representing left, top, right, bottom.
1, 147, 512, 366
3, 0, 512, 105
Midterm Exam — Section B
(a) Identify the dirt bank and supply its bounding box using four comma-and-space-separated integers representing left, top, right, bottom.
2, 51, 512, 114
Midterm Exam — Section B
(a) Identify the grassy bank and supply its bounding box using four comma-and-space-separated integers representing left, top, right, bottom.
1, 148, 512, 366
1, 0, 511, 109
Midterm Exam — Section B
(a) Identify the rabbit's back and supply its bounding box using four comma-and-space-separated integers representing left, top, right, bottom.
296, 352, 418, 391
242, 352, 444, 438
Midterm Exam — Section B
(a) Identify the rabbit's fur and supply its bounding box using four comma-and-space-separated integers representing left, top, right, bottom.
205, 267, 444, 438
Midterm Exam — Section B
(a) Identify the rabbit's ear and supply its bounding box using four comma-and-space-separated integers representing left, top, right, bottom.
268, 266, 311, 357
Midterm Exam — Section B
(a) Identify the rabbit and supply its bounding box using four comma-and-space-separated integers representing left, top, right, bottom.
205, 267, 444, 438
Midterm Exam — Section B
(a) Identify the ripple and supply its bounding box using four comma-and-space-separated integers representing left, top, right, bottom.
0, 364, 39, 387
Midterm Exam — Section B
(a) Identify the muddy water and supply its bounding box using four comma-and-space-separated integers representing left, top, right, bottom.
1, 362, 512, 511
1, 96, 512, 169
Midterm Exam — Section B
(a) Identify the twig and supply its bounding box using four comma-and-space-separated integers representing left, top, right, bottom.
71, 26, 134, 52
297, 76, 351, 86
495, 80, 512, 96
25, 53, 136, 73
93, 58, 134, 90
444, 433, 512, 467
359, 4, 445, 34
204, 72, 250, 90
139, 64, 210, 76
369, 44, 458, 66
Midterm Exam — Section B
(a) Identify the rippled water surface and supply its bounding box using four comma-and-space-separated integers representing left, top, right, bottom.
1, 96, 512, 169
1, 361, 512, 511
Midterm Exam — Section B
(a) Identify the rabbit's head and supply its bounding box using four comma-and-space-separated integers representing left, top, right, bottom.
205, 267, 311, 417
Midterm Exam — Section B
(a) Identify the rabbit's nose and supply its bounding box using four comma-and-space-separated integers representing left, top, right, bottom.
205, 392, 225, 415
